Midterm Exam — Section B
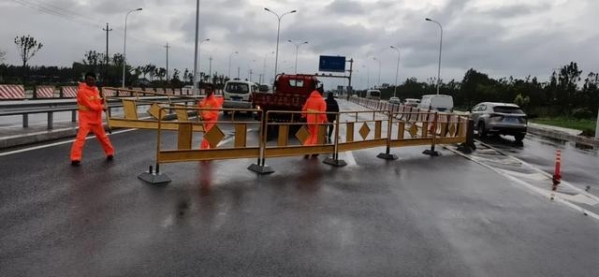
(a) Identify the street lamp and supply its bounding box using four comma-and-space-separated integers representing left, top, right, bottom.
288, 39, 308, 74
426, 17, 443, 95
228, 51, 238, 79
390, 46, 401, 98
196, 38, 210, 84
264, 7, 296, 79
122, 7, 142, 87
372, 57, 381, 88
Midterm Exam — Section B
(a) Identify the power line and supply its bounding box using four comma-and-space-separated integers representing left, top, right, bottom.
11, 0, 164, 48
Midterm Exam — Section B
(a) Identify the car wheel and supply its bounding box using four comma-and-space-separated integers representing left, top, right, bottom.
514, 133, 525, 142
478, 122, 486, 138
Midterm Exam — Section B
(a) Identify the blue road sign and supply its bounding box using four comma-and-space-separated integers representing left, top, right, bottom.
319, 56, 346, 73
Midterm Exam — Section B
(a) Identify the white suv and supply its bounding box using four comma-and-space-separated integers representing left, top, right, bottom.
471, 102, 528, 141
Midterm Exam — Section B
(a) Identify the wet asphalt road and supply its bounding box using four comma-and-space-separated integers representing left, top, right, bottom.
479, 133, 599, 196
1, 100, 599, 276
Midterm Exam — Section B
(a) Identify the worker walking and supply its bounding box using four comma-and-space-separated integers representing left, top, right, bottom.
325, 92, 339, 143
302, 86, 328, 151
198, 84, 223, 149
70, 72, 114, 166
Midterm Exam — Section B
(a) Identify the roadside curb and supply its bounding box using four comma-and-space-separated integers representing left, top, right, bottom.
527, 125, 599, 147
0, 128, 77, 149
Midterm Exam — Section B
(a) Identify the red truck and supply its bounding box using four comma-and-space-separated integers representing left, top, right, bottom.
252, 74, 320, 121
252, 74, 321, 138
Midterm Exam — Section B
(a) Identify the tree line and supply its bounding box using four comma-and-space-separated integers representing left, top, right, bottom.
0, 35, 231, 89
1, 35, 598, 118
366, 61, 598, 119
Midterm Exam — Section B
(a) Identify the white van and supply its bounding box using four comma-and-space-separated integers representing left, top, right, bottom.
419, 94, 454, 112
222, 80, 259, 113
365, 89, 381, 100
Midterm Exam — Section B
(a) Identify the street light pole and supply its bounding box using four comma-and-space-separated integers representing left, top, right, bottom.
372, 57, 381, 88
264, 8, 296, 79
426, 17, 443, 95
192, 0, 200, 93
122, 7, 142, 88
288, 40, 308, 75
390, 46, 400, 98
197, 38, 210, 83
228, 51, 238, 79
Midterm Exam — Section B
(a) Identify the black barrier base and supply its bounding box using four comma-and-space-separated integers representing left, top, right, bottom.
323, 158, 348, 167
377, 153, 399, 160
248, 164, 275, 175
457, 143, 476, 154
422, 149, 440, 156
138, 172, 172, 185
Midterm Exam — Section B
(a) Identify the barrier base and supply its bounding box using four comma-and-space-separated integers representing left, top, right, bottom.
248, 163, 275, 175
323, 158, 348, 167
422, 149, 440, 156
377, 153, 398, 160
138, 172, 172, 185
457, 143, 476, 154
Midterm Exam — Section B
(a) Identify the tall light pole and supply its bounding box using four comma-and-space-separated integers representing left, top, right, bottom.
164, 42, 170, 82
426, 17, 443, 95
228, 51, 238, 79
197, 38, 210, 83
390, 46, 400, 98
288, 40, 308, 74
264, 7, 296, 79
372, 57, 381, 88
122, 7, 142, 87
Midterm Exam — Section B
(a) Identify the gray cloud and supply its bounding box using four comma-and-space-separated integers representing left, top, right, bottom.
325, 0, 366, 15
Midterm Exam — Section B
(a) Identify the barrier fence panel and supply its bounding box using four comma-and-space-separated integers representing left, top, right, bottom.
35, 86, 56, 98
134, 96, 471, 183
155, 107, 263, 163
0, 85, 25, 100
61, 86, 78, 98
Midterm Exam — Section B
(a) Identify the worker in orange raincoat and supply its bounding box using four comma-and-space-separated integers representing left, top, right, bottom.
70, 72, 114, 166
198, 84, 223, 149
301, 86, 328, 151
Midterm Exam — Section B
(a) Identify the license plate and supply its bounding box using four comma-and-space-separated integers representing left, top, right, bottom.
504, 117, 518, 123
232, 97, 241, 101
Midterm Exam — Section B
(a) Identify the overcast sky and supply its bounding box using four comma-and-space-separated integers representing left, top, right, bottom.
1, 0, 598, 89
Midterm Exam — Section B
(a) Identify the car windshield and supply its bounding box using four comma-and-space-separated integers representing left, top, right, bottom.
370, 91, 380, 97
225, 83, 249, 94
493, 106, 524, 114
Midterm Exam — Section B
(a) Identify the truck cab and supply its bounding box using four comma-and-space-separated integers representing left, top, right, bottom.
252, 74, 320, 120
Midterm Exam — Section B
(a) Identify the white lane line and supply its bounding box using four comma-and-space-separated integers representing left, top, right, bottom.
443, 145, 599, 221
0, 128, 136, 157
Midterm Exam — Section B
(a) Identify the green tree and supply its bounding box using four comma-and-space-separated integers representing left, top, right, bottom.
14, 35, 43, 84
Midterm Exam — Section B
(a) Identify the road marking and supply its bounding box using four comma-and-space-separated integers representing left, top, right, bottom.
0, 128, 135, 157
443, 143, 599, 221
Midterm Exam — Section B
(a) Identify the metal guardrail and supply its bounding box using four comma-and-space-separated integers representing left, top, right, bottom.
0, 87, 202, 130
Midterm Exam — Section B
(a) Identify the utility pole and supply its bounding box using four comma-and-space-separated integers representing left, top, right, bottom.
102, 23, 112, 83
102, 23, 112, 64
164, 42, 170, 82
209, 55, 213, 78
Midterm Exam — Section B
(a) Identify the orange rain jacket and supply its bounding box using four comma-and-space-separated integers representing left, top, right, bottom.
302, 90, 328, 124
77, 82, 105, 124
198, 94, 223, 121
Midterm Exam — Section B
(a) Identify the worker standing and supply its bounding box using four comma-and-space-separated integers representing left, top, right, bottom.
70, 72, 114, 166
325, 92, 339, 143
198, 84, 223, 149
301, 86, 328, 150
